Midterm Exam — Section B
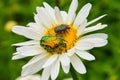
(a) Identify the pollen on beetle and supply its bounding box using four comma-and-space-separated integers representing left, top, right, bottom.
40, 24, 78, 54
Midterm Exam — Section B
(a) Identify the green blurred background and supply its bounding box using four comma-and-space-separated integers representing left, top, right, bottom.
0, 0, 120, 80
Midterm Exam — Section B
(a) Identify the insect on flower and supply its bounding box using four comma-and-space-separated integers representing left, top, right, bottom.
40, 35, 66, 52
55, 24, 70, 33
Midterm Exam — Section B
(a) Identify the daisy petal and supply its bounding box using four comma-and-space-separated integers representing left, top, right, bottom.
36, 7, 53, 28
51, 59, 60, 80
27, 22, 46, 36
87, 14, 107, 26
24, 53, 48, 67
67, 47, 76, 56
81, 34, 108, 47
43, 2, 57, 24
70, 54, 86, 74
12, 54, 26, 60
74, 3, 92, 27
77, 19, 87, 36
34, 14, 42, 25
76, 40, 94, 50
67, 0, 78, 24
75, 50, 95, 61
83, 23, 107, 34
16, 46, 42, 56
82, 33, 108, 40
61, 11, 68, 23
62, 63, 70, 73
42, 67, 50, 80
55, 7, 63, 24
12, 26, 40, 40
21, 56, 47, 76
12, 40, 39, 46
43, 54, 58, 68
60, 54, 70, 66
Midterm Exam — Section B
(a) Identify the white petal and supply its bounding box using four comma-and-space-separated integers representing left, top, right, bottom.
27, 22, 46, 36
55, 7, 63, 24
12, 54, 26, 60
12, 26, 40, 40
67, 0, 78, 24
12, 40, 39, 46
42, 67, 50, 80
59, 54, 70, 66
95, 39, 108, 47
85, 38, 107, 47
43, 2, 57, 24
61, 63, 70, 73
34, 13, 50, 30
83, 23, 107, 34
61, 11, 68, 23
82, 33, 108, 40
43, 54, 58, 68
77, 19, 87, 36
23, 53, 48, 67
40, 7, 55, 25
51, 59, 60, 80
74, 3, 92, 27
70, 54, 86, 74
67, 47, 76, 56
75, 40, 94, 50
87, 14, 107, 26
34, 14, 41, 24
75, 50, 95, 61
36, 7, 53, 28
16, 46, 42, 56
81, 34, 108, 47
21, 56, 47, 76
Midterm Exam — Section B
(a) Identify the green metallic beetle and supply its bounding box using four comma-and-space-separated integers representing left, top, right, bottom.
40, 35, 66, 52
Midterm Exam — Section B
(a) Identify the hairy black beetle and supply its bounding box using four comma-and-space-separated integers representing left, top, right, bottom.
55, 24, 70, 33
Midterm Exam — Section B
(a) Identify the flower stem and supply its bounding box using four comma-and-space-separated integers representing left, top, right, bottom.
70, 64, 79, 80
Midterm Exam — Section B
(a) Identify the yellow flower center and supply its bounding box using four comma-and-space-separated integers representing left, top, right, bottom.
40, 24, 78, 54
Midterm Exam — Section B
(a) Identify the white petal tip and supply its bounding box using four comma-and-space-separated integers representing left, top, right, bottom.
87, 3, 92, 7
12, 26, 18, 32
11, 44, 15, 46
11, 57, 15, 60
55, 6, 58, 10
103, 14, 107, 17
90, 57, 96, 61
103, 24, 108, 27
12, 55, 19, 60
88, 55, 96, 61
80, 71, 87, 74
12, 44, 20, 46
43, 2, 47, 5
36, 7, 40, 11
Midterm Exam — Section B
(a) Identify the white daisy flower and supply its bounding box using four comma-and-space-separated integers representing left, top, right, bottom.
12, 0, 108, 80
16, 75, 41, 80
